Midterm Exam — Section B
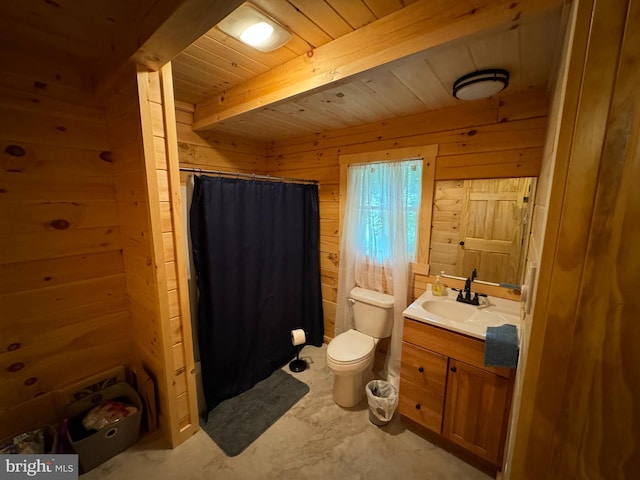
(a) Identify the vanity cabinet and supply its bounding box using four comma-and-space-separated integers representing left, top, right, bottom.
399, 318, 514, 467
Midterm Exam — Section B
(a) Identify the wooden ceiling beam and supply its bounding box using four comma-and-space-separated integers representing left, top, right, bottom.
193, 0, 563, 132
95, 0, 244, 97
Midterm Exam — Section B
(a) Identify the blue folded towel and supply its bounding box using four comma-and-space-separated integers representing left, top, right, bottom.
484, 324, 519, 368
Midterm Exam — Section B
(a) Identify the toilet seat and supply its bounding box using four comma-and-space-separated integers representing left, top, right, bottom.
327, 329, 375, 366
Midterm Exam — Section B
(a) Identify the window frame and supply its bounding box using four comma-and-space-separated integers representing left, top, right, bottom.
338, 145, 438, 266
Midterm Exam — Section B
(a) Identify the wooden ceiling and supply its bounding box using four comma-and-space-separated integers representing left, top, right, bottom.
0, 0, 565, 143
173, 0, 565, 142
171, 0, 416, 105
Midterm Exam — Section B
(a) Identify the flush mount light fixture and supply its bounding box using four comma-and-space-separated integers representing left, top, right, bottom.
217, 4, 291, 52
452, 69, 510, 100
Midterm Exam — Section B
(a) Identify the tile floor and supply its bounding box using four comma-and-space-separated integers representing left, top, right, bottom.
83, 344, 491, 480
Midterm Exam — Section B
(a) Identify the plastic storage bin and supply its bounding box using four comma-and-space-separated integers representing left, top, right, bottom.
64, 382, 142, 472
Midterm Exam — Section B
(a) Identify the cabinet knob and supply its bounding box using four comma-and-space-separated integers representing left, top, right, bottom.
418, 367, 424, 373
450, 366, 457, 373
415, 404, 421, 410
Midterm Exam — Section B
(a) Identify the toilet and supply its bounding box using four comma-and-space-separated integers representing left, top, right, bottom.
326, 287, 395, 407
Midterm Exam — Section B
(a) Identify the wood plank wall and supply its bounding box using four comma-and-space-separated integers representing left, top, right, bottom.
0, 46, 132, 437
502, 4, 574, 475
266, 89, 549, 340
431, 179, 466, 276
511, 0, 640, 476
175, 101, 268, 185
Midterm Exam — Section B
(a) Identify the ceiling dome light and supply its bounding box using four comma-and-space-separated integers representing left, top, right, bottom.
453, 69, 510, 100
218, 4, 291, 52
240, 22, 274, 46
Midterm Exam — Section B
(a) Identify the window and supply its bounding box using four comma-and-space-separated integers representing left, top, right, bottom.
349, 159, 423, 262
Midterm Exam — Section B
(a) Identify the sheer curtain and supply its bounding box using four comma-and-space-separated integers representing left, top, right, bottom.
335, 160, 422, 389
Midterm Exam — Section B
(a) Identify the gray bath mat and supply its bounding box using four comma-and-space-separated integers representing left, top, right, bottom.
200, 368, 309, 456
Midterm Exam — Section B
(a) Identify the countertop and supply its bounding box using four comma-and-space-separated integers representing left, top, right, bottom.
402, 284, 522, 340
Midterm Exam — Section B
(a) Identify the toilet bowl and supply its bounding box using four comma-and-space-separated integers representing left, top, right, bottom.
326, 288, 394, 407
327, 329, 378, 407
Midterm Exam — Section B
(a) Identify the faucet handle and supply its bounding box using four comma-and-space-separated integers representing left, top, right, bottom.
452, 288, 464, 301
472, 292, 488, 305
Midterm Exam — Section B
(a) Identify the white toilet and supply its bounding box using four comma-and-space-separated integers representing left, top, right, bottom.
326, 287, 395, 407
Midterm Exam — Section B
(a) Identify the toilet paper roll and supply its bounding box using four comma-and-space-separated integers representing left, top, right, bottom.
291, 329, 306, 346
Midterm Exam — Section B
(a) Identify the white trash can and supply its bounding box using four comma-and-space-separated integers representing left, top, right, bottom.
365, 380, 398, 426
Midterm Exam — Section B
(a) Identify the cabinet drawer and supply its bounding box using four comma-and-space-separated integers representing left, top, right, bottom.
400, 342, 447, 394
403, 318, 513, 378
398, 378, 444, 433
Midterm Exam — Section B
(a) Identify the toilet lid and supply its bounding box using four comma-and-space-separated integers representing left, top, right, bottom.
327, 329, 375, 363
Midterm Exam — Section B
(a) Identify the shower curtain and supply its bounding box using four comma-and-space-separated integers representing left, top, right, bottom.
190, 175, 323, 414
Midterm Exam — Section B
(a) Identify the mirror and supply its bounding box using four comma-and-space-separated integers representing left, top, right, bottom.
429, 177, 536, 286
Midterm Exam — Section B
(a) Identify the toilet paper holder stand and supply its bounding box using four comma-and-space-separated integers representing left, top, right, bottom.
289, 329, 307, 373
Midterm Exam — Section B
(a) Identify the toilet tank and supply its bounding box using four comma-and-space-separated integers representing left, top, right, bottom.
350, 287, 395, 338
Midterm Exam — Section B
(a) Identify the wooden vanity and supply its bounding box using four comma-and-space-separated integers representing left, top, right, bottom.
399, 317, 515, 468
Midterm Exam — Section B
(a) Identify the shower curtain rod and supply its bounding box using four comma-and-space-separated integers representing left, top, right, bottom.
179, 167, 318, 184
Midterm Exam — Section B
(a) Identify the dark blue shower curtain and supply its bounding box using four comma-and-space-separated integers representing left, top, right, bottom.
190, 175, 323, 414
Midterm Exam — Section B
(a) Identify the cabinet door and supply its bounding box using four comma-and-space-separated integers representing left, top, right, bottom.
442, 359, 511, 465
398, 343, 448, 432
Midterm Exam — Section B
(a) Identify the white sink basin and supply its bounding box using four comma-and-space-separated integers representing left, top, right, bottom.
403, 285, 521, 339
421, 300, 475, 322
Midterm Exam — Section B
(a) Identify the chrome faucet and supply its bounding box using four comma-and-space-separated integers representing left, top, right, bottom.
455, 268, 486, 306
